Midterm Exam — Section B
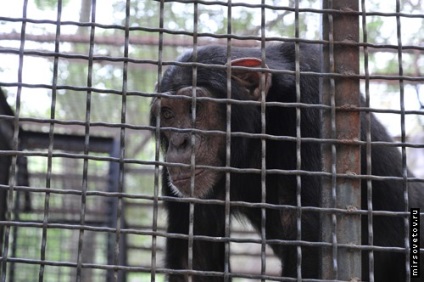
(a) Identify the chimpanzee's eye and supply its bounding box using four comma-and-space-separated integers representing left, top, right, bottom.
161, 107, 174, 120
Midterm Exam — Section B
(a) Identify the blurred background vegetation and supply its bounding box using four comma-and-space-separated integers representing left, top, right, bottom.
1, 0, 423, 155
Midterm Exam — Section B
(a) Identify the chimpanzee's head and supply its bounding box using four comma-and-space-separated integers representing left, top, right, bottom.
150, 46, 271, 198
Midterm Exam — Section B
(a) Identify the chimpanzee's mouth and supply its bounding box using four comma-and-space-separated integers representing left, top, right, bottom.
172, 169, 205, 185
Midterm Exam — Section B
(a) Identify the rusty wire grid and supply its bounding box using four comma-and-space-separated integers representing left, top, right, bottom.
0, 0, 424, 282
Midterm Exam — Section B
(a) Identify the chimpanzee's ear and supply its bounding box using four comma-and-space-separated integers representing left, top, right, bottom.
228, 58, 272, 101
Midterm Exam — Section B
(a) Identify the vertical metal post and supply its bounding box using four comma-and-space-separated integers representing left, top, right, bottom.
321, 0, 362, 280
107, 138, 127, 282
0, 89, 13, 261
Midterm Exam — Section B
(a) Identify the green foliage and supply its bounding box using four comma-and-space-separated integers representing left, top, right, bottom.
364, 16, 385, 43
34, 0, 69, 10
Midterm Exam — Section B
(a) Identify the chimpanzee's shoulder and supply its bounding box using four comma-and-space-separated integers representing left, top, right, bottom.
265, 42, 321, 72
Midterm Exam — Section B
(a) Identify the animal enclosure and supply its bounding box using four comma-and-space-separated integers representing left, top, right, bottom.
0, 1, 423, 281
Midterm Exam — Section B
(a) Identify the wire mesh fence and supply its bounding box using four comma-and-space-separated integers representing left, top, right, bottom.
0, 0, 423, 281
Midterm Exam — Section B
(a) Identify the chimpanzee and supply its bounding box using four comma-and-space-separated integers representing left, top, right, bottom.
150, 42, 424, 281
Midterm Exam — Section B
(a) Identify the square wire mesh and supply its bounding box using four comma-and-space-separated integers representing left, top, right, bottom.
0, 1, 423, 282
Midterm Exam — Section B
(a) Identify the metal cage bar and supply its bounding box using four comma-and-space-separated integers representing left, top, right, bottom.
321, 0, 362, 280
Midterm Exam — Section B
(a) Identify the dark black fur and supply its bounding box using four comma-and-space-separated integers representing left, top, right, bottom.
151, 43, 424, 281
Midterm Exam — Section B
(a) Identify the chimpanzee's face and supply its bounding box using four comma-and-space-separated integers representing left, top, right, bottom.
150, 50, 271, 198
150, 87, 226, 198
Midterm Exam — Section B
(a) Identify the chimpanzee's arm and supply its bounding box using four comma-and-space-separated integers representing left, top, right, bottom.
163, 175, 228, 282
